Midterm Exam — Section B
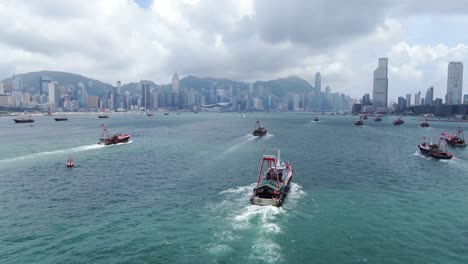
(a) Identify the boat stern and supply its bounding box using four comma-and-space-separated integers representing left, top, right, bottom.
250, 196, 281, 207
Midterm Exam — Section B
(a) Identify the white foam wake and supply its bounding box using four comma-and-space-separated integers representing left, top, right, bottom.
0, 143, 109, 163
208, 182, 306, 263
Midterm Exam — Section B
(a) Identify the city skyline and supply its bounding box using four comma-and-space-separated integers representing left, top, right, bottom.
1, 1, 468, 100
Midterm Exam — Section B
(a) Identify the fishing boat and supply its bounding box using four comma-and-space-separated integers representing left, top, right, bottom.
419, 137, 453, 160
98, 115, 109, 118
354, 116, 364, 126
54, 114, 68, 121
443, 128, 467, 148
374, 114, 382, 121
252, 120, 267, 136
98, 124, 131, 145
66, 157, 74, 168
420, 122, 429, 127
393, 116, 404, 125
13, 115, 34, 123
250, 150, 293, 207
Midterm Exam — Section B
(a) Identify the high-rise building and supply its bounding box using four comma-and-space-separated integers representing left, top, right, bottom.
116, 81, 122, 94
372, 58, 388, 107
425, 86, 434, 105
362, 93, 371, 106
48, 82, 57, 108
415, 91, 421, 105
12, 75, 23, 92
141, 81, 151, 109
397, 96, 406, 112
172, 72, 180, 94
406, 94, 411, 108
314, 72, 321, 111
40, 76, 52, 95
446, 62, 463, 104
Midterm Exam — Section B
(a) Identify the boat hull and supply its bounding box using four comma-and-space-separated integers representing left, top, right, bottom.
13, 119, 34, 123
98, 115, 109, 118
253, 131, 267, 137
99, 135, 131, 145
431, 153, 453, 160
55, 118, 68, 121
354, 121, 363, 126
446, 139, 467, 148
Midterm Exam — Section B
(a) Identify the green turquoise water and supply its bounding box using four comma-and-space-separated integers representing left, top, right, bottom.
0, 113, 467, 263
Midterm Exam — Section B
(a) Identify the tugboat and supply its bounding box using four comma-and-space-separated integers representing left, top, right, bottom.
393, 116, 404, 125
98, 115, 109, 119
250, 150, 293, 207
354, 116, 364, 126
252, 120, 267, 136
66, 156, 74, 168
13, 115, 34, 123
98, 124, 131, 145
419, 137, 453, 159
374, 114, 382, 121
443, 127, 467, 148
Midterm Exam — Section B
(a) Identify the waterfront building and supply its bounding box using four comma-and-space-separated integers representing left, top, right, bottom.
40, 76, 52, 96
446, 62, 463, 104
141, 81, 151, 110
172, 72, 180, 94
425, 86, 434, 105
415, 91, 421, 105
314, 72, 321, 111
372, 58, 388, 107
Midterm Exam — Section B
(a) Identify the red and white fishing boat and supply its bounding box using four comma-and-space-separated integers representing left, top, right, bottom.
443, 127, 467, 148
419, 137, 453, 160
66, 156, 74, 168
98, 124, 131, 145
393, 116, 405, 125
250, 150, 294, 207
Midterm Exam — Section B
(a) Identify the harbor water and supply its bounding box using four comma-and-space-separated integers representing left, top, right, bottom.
0, 113, 467, 263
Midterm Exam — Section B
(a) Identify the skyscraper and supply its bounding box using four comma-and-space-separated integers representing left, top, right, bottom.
314, 72, 321, 111
40, 76, 52, 95
446, 62, 463, 104
141, 81, 150, 109
415, 91, 421, 105
406, 93, 411, 108
362, 93, 371, 106
372, 58, 388, 107
172, 72, 180, 93
425, 86, 434, 105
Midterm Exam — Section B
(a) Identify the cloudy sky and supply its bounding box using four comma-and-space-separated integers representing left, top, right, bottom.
1, 0, 468, 101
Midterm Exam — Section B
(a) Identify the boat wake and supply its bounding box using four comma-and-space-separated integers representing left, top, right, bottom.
0, 141, 131, 164
221, 135, 258, 155
207, 183, 305, 263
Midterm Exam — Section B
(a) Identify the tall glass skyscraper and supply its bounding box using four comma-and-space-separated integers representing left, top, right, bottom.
372, 58, 388, 107
446, 62, 463, 104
